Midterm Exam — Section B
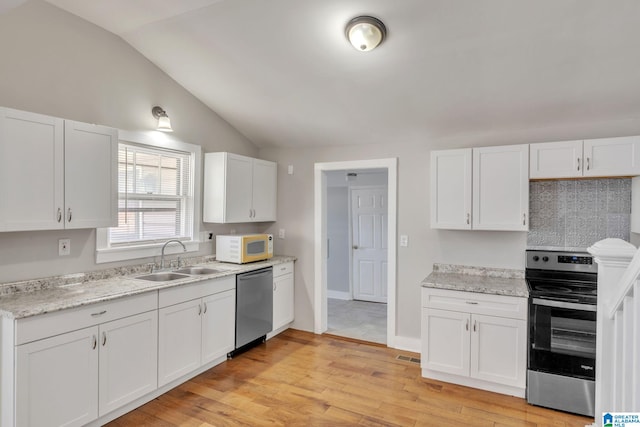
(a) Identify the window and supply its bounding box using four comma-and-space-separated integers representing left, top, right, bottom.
96, 131, 201, 263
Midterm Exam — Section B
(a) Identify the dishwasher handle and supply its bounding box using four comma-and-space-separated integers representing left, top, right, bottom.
237, 267, 273, 281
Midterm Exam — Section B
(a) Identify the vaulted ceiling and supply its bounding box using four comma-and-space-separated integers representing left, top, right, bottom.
21, 1, 640, 147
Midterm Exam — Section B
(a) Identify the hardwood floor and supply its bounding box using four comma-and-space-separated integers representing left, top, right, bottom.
107, 329, 594, 427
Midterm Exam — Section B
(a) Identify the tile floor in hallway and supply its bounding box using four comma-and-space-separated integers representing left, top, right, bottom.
327, 298, 387, 344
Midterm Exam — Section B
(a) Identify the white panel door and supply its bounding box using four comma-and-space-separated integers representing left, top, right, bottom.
16, 326, 99, 427
351, 187, 387, 303
158, 299, 202, 386
64, 121, 118, 229
529, 140, 583, 179
201, 289, 235, 365
470, 314, 526, 388
224, 153, 253, 222
422, 308, 470, 376
430, 148, 472, 229
0, 107, 64, 231
98, 311, 158, 416
252, 158, 277, 221
584, 136, 640, 177
473, 144, 529, 231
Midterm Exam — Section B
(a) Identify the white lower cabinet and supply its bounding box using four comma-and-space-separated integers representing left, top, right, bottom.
15, 293, 158, 427
421, 288, 527, 397
16, 327, 99, 427
272, 262, 294, 331
158, 276, 235, 387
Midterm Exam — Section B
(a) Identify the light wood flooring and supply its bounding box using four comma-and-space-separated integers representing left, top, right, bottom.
107, 329, 594, 427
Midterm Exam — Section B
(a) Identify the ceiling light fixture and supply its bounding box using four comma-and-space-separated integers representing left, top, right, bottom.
152, 106, 173, 132
345, 16, 386, 52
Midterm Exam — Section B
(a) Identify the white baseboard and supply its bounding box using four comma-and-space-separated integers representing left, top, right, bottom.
392, 335, 421, 353
327, 290, 351, 300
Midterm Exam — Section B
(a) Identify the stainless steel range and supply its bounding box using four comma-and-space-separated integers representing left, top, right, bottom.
525, 249, 597, 417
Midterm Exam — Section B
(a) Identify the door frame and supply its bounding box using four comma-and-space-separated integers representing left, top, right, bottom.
314, 158, 397, 347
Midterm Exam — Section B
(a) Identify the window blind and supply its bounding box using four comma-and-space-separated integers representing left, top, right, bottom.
109, 142, 193, 246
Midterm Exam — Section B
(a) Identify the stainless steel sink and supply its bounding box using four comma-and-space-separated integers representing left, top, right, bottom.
135, 272, 190, 282
173, 267, 225, 275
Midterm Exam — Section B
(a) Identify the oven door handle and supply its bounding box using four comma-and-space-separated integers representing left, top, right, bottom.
532, 298, 596, 312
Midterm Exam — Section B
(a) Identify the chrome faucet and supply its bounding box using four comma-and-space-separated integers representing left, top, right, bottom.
160, 239, 187, 270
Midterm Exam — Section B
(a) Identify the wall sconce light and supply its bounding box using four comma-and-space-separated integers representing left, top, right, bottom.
345, 16, 387, 52
152, 106, 173, 132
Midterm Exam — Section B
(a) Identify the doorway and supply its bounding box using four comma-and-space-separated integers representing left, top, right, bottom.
314, 158, 397, 347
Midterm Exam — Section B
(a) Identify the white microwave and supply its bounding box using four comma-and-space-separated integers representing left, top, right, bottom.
216, 234, 273, 264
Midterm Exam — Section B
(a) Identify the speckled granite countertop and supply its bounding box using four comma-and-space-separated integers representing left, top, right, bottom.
422, 263, 528, 297
0, 256, 296, 320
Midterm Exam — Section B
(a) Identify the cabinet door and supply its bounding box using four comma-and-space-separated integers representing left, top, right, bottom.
252, 159, 277, 221
98, 311, 158, 416
16, 327, 99, 427
583, 136, 640, 177
158, 299, 202, 386
470, 314, 526, 388
422, 308, 470, 376
224, 153, 253, 222
201, 289, 235, 365
473, 144, 529, 231
273, 273, 294, 330
0, 108, 64, 231
64, 121, 118, 229
430, 149, 472, 229
529, 140, 583, 179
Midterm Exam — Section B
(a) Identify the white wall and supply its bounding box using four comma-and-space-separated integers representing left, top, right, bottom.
0, 1, 259, 282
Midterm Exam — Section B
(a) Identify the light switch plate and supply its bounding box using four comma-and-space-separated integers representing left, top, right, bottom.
400, 235, 409, 247
59, 239, 71, 256
278, 229, 286, 239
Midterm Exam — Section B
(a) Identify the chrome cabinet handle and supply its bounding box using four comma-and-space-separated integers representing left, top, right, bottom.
586, 157, 590, 170
465, 320, 469, 331
523, 213, 526, 226
102, 332, 107, 346
203, 302, 207, 314
198, 304, 202, 316
473, 321, 477, 332
465, 301, 478, 305
466, 213, 470, 225
577, 157, 580, 171
67, 208, 72, 223
57, 208, 62, 223
92, 335, 97, 350
91, 310, 107, 317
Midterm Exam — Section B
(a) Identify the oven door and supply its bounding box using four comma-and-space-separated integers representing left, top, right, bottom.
529, 298, 596, 380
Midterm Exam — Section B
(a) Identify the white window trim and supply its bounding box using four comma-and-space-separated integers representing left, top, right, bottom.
96, 130, 202, 264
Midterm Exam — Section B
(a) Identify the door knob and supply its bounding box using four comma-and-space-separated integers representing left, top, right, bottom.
353, 245, 358, 250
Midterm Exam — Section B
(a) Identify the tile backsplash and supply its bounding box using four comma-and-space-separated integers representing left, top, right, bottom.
527, 179, 631, 249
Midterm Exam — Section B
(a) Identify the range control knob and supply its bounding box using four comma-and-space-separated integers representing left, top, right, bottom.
542, 256, 549, 262
532, 256, 539, 261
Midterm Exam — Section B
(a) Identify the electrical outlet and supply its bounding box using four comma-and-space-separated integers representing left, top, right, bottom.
400, 235, 409, 247
59, 239, 71, 256
287, 165, 294, 175
278, 229, 286, 239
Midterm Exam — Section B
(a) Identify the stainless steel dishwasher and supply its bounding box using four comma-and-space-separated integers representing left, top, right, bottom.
229, 266, 273, 357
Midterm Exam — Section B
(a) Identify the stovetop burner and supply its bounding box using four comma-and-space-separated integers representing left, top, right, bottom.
525, 249, 598, 305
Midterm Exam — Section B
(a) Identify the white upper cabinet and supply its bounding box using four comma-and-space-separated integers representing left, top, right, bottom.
430, 145, 529, 231
0, 107, 118, 232
203, 152, 277, 223
64, 120, 118, 229
0, 108, 64, 231
529, 140, 583, 179
473, 144, 529, 231
430, 149, 472, 229
530, 136, 640, 179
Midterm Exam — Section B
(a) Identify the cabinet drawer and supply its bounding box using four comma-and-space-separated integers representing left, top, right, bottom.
16, 292, 158, 345
422, 288, 527, 320
273, 262, 293, 278
159, 276, 235, 308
